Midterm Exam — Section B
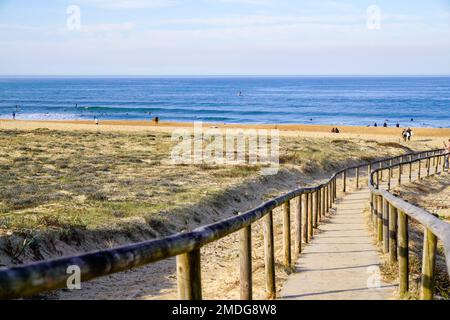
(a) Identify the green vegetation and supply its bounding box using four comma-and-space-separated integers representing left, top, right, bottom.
0, 128, 428, 235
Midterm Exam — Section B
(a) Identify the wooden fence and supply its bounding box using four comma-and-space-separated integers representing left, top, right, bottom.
368, 150, 450, 300
0, 149, 445, 300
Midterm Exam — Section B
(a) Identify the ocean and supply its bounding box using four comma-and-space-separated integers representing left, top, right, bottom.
0, 76, 449, 128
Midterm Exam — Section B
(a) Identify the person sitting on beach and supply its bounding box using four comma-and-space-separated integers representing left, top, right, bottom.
153, 116, 159, 124
396, 123, 400, 128
383, 122, 387, 127
444, 139, 450, 170
374, 123, 378, 127
331, 128, 336, 133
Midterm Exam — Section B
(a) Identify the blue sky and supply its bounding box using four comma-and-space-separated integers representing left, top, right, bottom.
0, 0, 449, 75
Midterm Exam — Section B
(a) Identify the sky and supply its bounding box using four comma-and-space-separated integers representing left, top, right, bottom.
0, 0, 449, 75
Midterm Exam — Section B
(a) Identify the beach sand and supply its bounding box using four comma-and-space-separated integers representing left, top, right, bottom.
1, 119, 449, 141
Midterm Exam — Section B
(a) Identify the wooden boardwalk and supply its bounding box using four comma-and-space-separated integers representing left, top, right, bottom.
280, 186, 397, 300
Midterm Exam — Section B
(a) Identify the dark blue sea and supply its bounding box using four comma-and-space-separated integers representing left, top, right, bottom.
0, 77, 449, 127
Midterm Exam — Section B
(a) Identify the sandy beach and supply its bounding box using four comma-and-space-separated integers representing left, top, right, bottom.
2, 119, 449, 140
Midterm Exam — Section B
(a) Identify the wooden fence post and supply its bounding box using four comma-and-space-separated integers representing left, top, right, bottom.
390, 159, 394, 177
398, 164, 402, 186
376, 170, 380, 189
398, 211, 409, 295
377, 196, 383, 243
383, 198, 389, 254
326, 185, 330, 213
177, 249, 202, 300
295, 195, 302, 255
317, 188, 322, 222
343, 170, 347, 193
330, 181, 333, 208
387, 167, 391, 191
314, 190, 319, 228
322, 187, 326, 216
389, 204, 398, 264
427, 158, 430, 176
373, 193, 378, 234
409, 161, 412, 182
420, 228, 437, 300
334, 178, 337, 201
418, 159, 421, 179
263, 211, 276, 299
240, 223, 252, 300
356, 167, 359, 189
303, 193, 309, 243
309, 191, 314, 237
283, 201, 291, 267
435, 155, 439, 174
370, 192, 375, 223
320, 188, 324, 220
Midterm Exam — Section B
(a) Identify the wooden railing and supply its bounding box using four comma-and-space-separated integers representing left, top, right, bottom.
0, 149, 444, 300
368, 149, 450, 300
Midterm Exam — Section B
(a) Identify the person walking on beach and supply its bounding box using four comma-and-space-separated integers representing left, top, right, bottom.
12, 111, 16, 120
444, 139, 450, 170
406, 128, 412, 141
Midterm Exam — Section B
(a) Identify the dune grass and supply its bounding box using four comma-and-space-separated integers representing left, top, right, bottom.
0, 128, 431, 236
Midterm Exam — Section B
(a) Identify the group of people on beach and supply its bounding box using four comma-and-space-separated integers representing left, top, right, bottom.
331, 127, 340, 133
373, 122, 401, 128
373, 119, 416, 128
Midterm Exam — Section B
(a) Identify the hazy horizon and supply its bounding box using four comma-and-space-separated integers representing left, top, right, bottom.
2, 75, 450, 78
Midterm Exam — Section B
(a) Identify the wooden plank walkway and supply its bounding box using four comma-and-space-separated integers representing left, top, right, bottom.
280, 186, 397, 300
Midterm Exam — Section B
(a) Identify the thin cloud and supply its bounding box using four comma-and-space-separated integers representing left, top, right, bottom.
216, 0, 274, 6
81, 23, 136, 32
151, 15, 365, 28
78, 0, 176, 9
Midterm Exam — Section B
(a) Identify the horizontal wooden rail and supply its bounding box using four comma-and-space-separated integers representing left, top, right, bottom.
0, 148, 443, 299
368, 150, 450, 300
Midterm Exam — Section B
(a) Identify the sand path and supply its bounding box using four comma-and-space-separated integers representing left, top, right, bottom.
279, 163, 435, 300
279, 186, 396, 300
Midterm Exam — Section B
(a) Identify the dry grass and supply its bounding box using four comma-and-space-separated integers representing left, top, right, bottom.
0, 129, 426, 235
0, 127, 436, 267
